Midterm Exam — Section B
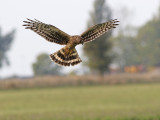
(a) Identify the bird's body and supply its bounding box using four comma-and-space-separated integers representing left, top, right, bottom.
50, 35, 82, 66
23, 19, 119, 66
67, 36, 82, 49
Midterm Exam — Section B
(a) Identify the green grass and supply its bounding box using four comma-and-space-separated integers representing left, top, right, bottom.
0, 83, 160, 120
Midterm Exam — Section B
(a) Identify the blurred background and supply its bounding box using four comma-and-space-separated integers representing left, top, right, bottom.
0, 0, 160, 120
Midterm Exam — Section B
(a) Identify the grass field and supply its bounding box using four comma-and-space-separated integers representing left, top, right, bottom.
0, 83, 160, 120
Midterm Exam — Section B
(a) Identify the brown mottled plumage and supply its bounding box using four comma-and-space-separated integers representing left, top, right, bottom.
23, 18, 119, 66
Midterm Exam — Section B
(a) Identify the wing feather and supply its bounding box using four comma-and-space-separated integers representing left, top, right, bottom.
23, 18, 70, 45
80, 19, 119, 43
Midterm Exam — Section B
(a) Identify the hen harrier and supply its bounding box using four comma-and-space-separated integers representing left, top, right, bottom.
23, 19, 119, 66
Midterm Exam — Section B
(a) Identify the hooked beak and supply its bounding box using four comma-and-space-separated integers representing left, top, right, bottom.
80, 38, 84, 45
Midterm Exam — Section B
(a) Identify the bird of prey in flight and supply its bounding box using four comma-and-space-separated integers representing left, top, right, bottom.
23, 18, 119, 66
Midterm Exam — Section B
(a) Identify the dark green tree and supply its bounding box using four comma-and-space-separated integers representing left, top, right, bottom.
114, 16, 160, 67
32, 53, 63, 76
135, 18, 160, 66
0, 28, 15, 68
83, 0, 113, 75
113, 26, 139, 67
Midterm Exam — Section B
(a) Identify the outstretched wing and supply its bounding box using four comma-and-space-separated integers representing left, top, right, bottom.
23, 18, 70, 45
80, 19, 119, 43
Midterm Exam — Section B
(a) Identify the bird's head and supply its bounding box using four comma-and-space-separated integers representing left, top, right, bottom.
72, 35, 83, 45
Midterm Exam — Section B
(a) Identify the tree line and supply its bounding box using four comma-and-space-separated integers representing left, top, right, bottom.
1, 0, 160, 77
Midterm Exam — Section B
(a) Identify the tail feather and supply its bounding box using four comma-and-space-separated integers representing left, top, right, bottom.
50, 47, 82, 66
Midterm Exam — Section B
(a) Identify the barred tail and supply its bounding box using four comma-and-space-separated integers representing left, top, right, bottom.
50, 47, 82, 66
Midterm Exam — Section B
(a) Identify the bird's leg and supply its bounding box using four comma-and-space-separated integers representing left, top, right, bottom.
63, 46, 73, 57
